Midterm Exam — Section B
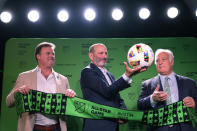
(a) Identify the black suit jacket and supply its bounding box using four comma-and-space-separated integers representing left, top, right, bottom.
138, 74, 197, 131
80, 63, 131, 131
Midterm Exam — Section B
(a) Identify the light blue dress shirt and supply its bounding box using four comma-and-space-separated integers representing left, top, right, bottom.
150, 72, 179, 107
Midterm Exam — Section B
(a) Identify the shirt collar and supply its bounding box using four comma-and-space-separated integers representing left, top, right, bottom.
159, 72, 176, 80
98, 67, 108, 74
90, 62, 108, 74
36, 66, 55, 76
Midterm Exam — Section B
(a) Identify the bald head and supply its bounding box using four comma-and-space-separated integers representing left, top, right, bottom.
89, 43, 108, 67
89, 43, 107, 54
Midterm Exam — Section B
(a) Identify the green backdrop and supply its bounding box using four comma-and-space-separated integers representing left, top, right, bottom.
1, 37, 197, 131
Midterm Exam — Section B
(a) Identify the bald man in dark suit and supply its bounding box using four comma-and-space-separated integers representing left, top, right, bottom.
80, 43, 146, 131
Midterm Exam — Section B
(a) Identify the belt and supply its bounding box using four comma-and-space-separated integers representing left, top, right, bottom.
34, 123, 60, 131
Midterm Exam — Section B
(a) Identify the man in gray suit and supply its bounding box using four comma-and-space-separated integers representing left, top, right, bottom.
6, 42, 76, 131
138, 49, 197, 131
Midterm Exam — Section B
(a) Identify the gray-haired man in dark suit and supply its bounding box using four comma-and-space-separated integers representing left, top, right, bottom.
138, 49, 197, 131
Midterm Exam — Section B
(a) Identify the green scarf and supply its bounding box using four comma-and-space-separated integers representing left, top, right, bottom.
15, 90, 197, 127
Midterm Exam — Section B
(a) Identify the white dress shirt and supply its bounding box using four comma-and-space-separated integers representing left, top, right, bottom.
34, 67, 58, 126
98, 67, 132, 85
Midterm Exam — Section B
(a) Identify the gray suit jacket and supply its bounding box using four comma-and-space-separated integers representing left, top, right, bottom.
6, 67, 70, 131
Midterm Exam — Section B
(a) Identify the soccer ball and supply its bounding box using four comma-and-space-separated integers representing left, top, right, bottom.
127, 43, 154, 68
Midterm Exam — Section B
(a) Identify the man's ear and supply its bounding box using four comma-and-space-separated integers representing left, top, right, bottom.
171, 59, 174, 66
36, 54, 40, 61
89, 53, 93, 61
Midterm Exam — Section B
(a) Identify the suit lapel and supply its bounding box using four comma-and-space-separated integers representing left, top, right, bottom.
90, 63, 106, 79
30, 68, 37, 90
90, 63, 110, 84
175, 75, 182, 101
154, 75, 166, 106
106, 72, 115, 83
154, 75, 163, 92
54, 72, 63, 93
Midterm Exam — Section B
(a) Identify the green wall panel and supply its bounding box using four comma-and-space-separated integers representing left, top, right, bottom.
1, 37, 197, 131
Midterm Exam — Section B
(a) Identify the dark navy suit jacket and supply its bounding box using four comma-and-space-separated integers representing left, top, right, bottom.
138, 74, 197, 131
80, 63, 131, 131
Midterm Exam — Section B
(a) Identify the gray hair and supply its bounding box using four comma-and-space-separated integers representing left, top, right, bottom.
155, 49, 174, 64
89, 43, 107, 53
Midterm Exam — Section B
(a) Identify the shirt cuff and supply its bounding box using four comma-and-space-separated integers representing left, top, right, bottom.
122, 74, 132, 84
150, 94, 157, 107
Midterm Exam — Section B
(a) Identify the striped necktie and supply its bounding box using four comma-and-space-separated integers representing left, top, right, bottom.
164, 77, 172, 105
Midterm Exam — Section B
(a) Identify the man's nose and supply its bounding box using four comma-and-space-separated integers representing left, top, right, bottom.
158, 60, 162, 65
103, 54, 107, 58
49, 53, 55, 57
